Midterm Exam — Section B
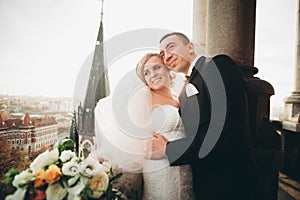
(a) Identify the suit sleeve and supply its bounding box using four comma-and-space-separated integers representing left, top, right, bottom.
166, 61, 211, 166
166, 55, 250, 166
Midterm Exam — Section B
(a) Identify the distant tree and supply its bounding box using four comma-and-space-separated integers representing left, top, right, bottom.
0, 140, 13, 181
70, 111, 79, 155
30, 145, 52, 161
83, 147, 90, 159
0, 140, 32, 199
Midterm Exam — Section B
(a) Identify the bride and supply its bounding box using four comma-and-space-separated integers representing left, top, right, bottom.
93, 53, 194, 200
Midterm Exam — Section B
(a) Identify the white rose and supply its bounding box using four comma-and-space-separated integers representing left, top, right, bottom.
5, 188, 26, 200
68, 176, 88, 196
67, 193, 82, 200
67, 174, 80, 187
60, 150, 76, 162
62, 161, 80, 177
46, 182, 68, 200
30, 149, 59, 173
80, 155, 103, 177
12, 170, 34, 188
87, 172, 109, 199
71, 157, 81, 163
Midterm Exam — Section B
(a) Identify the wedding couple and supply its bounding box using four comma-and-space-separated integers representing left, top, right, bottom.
94, 32, 260, 200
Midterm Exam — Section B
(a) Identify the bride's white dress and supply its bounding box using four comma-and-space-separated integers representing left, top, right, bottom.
93, 73, 194, 199
142, 105, 194, 200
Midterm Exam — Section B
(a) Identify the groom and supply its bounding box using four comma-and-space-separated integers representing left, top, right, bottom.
151, 32, 261, 200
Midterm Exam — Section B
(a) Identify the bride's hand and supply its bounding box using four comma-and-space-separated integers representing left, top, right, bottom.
149, 133, 169, 160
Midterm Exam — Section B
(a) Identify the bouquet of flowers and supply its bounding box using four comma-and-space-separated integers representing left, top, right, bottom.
2, 138, 124, 200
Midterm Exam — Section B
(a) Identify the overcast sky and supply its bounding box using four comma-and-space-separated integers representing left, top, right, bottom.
0, 0, 297, 112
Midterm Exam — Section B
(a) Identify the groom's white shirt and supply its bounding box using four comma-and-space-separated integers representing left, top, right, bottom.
187, 56, 200, 76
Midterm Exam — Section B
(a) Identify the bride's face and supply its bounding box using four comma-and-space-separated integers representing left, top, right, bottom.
143, 56, 172, 90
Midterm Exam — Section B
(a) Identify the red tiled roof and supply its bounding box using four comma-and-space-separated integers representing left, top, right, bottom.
0, 113, 6, 129
0, 113, 57, 130
32, 117, 57, 128
21, 112, 33, 126
5, 119, 22, 129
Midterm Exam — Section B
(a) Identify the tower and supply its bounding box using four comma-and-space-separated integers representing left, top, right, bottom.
77, 0, 110, 158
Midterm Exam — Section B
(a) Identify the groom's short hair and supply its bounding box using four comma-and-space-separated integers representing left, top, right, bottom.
159, 32, 190, 45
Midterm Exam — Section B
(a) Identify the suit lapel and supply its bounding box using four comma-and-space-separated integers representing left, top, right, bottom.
189, 56, 207, 83
179, 56, 207, 113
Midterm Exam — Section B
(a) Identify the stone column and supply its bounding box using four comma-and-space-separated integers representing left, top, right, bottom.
193, 1, 281, 199
283, 0, 300, 131
206, 0, 256, 67
193, 0, 207, 52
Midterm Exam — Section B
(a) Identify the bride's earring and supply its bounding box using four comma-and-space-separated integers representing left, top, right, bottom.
169, 71, 176, 88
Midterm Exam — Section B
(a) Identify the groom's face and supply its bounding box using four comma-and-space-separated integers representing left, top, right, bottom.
159, 35, 191, 74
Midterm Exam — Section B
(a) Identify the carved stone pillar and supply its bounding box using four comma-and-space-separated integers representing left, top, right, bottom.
193, 0, 207, 51
206, 0, 256, 66
192, 1, 282, 199
283, 0, 300, 132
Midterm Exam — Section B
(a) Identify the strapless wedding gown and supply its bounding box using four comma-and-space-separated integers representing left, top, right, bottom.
142, 105, 194, 200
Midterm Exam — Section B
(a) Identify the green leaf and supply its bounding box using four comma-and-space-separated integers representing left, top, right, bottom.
1, 176, 13, 185
53, 138, 75, 155
2, 168, 20, 185
110, 167, 114, 176
5, 168, 19, 177
59, 179, 65, 189
60, 138, 75, 152
110, 173, 123, 182
105, 183, 113, 199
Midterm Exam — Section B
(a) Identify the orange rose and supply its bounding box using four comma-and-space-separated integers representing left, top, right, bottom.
45, 165, 62, 184
34, 169, 46, 188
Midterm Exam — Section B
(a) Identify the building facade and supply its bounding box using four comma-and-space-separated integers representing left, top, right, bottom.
0, 112, 58, 154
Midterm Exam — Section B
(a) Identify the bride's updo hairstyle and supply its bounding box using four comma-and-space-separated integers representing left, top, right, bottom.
136, 53, 176, 87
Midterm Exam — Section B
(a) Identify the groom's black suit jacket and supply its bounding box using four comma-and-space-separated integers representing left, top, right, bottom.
166, 55, 261, 200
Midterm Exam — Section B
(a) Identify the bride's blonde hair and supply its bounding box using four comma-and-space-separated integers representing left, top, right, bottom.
136, 53, 176, 87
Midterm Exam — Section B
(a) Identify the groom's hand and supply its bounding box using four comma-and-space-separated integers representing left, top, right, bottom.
150, 133, 169, 160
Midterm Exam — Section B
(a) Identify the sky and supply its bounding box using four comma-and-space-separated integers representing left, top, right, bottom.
0, 0, 298, 114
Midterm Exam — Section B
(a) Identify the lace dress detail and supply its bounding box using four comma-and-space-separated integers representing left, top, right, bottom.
142, 105, 194, 200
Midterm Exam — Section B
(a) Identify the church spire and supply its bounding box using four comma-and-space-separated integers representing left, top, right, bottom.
100, 0, 104, 22
77, 1, 110, 157
97, 0, 104, 43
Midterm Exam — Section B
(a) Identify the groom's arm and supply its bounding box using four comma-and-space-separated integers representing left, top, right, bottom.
166, 70, 211, 166
166, 118, 210, 166
151, 60, 212, 164
167, 54, 251, 166
150, 133, 169, 160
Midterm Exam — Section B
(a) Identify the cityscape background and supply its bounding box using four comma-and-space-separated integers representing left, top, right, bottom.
0, 1, 299, 198
0, 0, 298, 120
